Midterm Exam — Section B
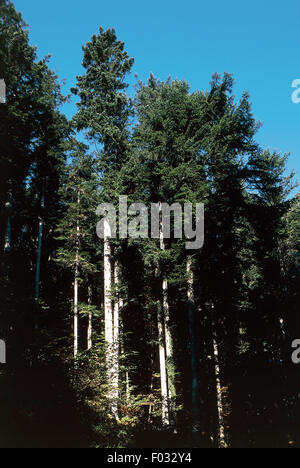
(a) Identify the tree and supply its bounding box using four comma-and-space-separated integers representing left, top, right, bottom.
56, 141, 99, 359
72, 27, 134, 417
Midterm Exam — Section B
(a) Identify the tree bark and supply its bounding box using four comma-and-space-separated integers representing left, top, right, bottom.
159, 203, 176, 424
187, 257, 200, 430
4, 181, 12, 253
87, 285, 93, 350
157, 298, 170, 426
103, 218, 117, 417
120, 313, 130, 403
4, 204, 12, 253
212, 324, 227, 448
112, 262, 120, 417
35, 194, 45, 301
74, 262, 79, 358
74, 190, 80, 358
34, 194, 45, 331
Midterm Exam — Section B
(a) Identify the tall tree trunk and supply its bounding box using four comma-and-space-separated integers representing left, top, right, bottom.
34, 194, 45, 330
74, 190, 80, 358
212, 324, 227, 448
148, 328, 155, 423
87, 285, 93, 350
120, 313, 130, 403
157, 298, 170, 426
74, 261, 79, 358
4, 208, 11, 253
35, 194, 45, 301
4, 180, 12, 253
103, 218, 117, 417
4, 206, 12, 253
159, 203, 176, 424
112, 262, 120, 417
187, 257, 200, 430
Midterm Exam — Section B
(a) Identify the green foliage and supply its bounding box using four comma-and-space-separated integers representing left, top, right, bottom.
0, 5, 299, 448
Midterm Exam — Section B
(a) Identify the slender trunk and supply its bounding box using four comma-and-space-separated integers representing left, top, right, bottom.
35, 195, 45, 301
34, 194, 45, 331
74, 191, 80, 358
120, 314, 130, 403
104, 219, 113, 345
157, 298, 170, 426
87, 285, 93, 350
159, 203, 176, 423
114, 263, 120, 351
212, 325, 227, 448
148, 329, 155, 423
4, 181, 12, 253
4, 206, 11, 253
4, 211, 11, 253
155, 236, 170, 428
187, 257, 200, 429
104, 219, 117, 417
74, 262, 79, 358
125, 367, 130, 402
112, 263, 120, 417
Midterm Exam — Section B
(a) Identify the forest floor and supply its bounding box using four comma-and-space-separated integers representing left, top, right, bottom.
0, 366, 92, 448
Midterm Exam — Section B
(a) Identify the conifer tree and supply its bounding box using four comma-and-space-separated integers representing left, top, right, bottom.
72, 28, 133, 416
56, 141, 99, 359
0, 6, 299, 446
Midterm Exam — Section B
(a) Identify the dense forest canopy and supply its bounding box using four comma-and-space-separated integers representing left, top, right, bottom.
0, 0, 299, 448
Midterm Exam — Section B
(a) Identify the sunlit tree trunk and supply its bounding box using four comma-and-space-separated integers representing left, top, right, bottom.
4, 208, 11, 252
148, 333, 155, 423
125, 359, 130, 402
87, 285, 92, 350
212, 324, 227, 448
74, 190, 80, 358
103, 218, 117, 417
159, 203, 176, 424
187, 257, 200, 430
120, 312, 130, 403
74, 261, 79, 358
4, 180, 12, 253
157, 298, 170, 426
34, 194, 45, 331
35, 194, 45, 301
4, 206, 11, 253
112, 262, 120, 417
104, 219, 113, 346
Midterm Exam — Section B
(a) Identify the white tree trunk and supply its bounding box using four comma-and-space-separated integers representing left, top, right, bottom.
213, 327, 227, 448
4, 204, 11, 253
112, 263, 120, 417
74, 191, 80, 358
125, 365, 130, 403
35, 195, 45, 301
74, 263, 79, 358
187, 257, 200, 429
34, 195, 45, 330
4, 182, 12, 253
103, 219, 117, 417
87, 285, 92, 350
120, 312, 130, 403
114, 264, 120, 351
157, 300, 170, 426
104, 219, 113, 344
159, 204, 176, 422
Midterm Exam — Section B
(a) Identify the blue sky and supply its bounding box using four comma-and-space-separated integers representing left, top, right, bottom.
13, 0, 300, 190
